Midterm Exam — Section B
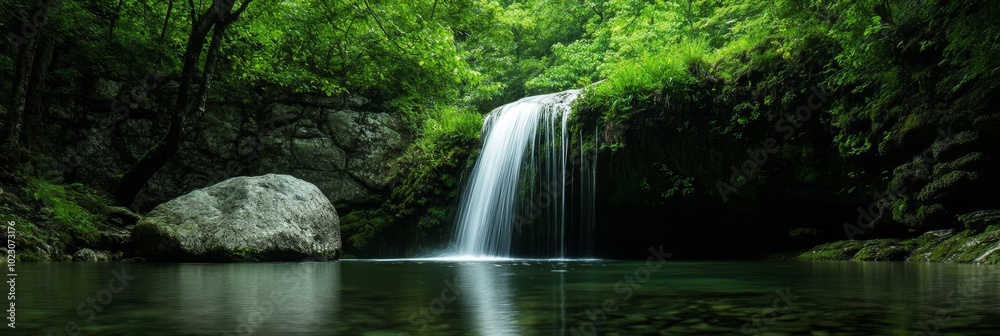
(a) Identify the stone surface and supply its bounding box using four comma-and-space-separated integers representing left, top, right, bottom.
72, 248, 123, 262
909, 226, 1000, 263
56, 87, 408, 211
130, 174, 341, 262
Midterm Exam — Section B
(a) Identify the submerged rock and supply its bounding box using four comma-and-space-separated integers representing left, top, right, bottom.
131, 174, 341, 262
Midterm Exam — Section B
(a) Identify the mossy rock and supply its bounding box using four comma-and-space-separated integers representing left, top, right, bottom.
957, 210, 1000, 231
799, 238, 918, 261
909, 225, 1000, 264
852, 239, 918, 261
801, 227, 1000, 264
915, 229, 955, 247
799, 240, 868, 260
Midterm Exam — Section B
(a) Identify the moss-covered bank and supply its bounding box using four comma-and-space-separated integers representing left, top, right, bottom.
799, 224, 1000, 264
0, 161, 126, 262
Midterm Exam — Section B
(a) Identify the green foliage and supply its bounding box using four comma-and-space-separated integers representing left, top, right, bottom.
558, 0, 998, 236
0, 208, 48, 262
3, 0, 999, 258
22, 178, 104, 244
639, 163, 695, 202
451, 0, 604, 109
417, 106, 483, 154
579, 39, 703, 153
524, 40, 604, 93
0, 156, 114, 261
222, 0, 506, 107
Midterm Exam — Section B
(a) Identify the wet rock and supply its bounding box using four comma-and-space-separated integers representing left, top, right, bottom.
908, 225, 1000, 263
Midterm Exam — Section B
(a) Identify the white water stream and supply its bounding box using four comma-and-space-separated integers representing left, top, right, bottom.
452, 90, 595, 258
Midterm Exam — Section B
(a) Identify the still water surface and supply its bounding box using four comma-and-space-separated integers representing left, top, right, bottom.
15, 260, 1000, 335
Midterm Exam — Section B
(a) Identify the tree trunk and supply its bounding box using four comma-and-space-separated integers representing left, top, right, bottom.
1, 38, 38, 152
113, 0, 252, 207
113, 8, 219, 206
24, 35, 56, 141
156, 0, 176, 68
108, 0, 127, 40
193, 24, 226, 121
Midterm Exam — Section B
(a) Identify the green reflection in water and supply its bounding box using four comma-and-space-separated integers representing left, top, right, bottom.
13, 260, 1000, 335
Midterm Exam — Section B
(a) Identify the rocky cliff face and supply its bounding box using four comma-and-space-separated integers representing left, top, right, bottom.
47, 80, 408, 211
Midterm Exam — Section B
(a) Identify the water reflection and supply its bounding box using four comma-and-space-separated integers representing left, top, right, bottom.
555, 268, 566, 336
457, 262, 520, 335
149, 262, 341, 335
15, 260, 1000, 335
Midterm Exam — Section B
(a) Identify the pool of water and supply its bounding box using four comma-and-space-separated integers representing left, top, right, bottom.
14, 259, 1000, 335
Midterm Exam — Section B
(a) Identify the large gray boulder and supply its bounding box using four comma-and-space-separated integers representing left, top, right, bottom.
131, 174, 341, 262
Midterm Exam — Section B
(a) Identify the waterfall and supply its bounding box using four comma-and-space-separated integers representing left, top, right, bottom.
452, 90, 596, 258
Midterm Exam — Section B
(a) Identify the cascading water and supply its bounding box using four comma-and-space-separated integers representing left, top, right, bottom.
452, 90, 597, 258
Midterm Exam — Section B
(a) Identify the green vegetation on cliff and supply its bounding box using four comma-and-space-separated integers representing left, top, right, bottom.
556, 0, 999, 256
0, 161, 113, 261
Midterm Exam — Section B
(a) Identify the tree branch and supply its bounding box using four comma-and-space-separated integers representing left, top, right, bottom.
363, 0, 410, 55
429, 0, 438, 22
224, 0, 253, 23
